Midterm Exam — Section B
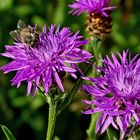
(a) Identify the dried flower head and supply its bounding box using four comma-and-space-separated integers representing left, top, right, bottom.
69, 0, 116, 40
0, 25, 92, 95
83, 51, 140, 139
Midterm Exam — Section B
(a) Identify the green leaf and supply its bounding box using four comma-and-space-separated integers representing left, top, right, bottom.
106, 126, 119, 140
56, 77, 83, 115
1, 125, 16, 140
56, 61, 92, 115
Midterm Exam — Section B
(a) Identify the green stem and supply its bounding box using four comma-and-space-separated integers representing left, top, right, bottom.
87, 39, 102, 140
92, 40, 102, 65
46, 98, 57, 140
37, 88, 58, 140
87, 113, 99, 140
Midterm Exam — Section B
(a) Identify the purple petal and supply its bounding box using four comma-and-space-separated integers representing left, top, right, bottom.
53, 68, 64, 92
27, 81, 32, 96
101, 115, 111, 134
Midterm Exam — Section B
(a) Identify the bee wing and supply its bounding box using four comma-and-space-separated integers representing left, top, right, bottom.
17, 20, 26, 29
9, 30, 20, 42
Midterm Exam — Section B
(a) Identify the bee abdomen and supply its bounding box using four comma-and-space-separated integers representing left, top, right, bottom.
85, 12, 112, 40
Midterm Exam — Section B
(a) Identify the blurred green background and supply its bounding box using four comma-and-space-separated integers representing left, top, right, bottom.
0, 0, 140, 140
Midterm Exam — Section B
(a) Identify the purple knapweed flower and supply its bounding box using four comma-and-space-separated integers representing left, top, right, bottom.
0, 25, 92, 95
83, 51, 140, 140
69, 0, 115, 17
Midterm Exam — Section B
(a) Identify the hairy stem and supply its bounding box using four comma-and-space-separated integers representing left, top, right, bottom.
46, 96, 57, 140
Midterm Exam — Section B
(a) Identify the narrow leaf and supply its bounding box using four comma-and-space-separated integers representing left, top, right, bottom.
56, 63, 92, 115
1, 125, 16, 140
106, 126, 119, 140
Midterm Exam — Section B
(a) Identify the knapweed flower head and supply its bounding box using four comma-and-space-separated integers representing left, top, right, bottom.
83, 51, 140, 140
0, 24, 92, 95
69, 0, 116, 40
69, 0, 115, 16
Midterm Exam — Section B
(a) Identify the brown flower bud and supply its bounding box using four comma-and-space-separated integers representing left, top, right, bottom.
85, 12, 112, 40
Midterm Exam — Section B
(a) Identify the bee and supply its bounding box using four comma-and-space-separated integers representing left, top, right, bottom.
10, 20, 39, 48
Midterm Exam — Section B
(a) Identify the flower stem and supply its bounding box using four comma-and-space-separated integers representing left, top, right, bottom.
87, 39, 102, 140
87, 113, 99, 140
46, 96, 57, 140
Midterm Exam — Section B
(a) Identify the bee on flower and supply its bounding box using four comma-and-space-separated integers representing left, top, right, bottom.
0, 24, 92, 95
